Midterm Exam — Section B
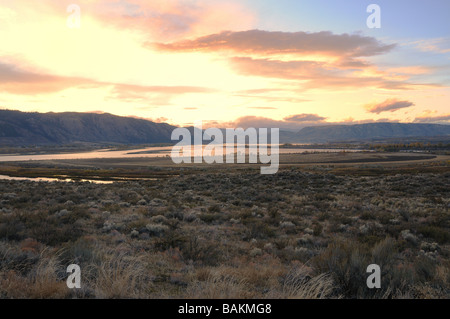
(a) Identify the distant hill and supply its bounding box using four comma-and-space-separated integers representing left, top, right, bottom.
0, 110, 176, 145
1, 110, 449, 146
287, 123, 450, 143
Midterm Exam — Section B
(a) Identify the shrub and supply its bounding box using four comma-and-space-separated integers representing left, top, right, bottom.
145, 224, 169, 237
418, 226, 450, 244
208, 204, 221, 213
371, 237, 397, 267
313, 223, 323, 236
312, 241, 368, 298
414, 256, 437, 282
0, 251, 69, 298
243, 220, 275, 240
164, 210, 184, 221
186, 270, 251, 299
280, 266, 334, 299
180, 236, 223, 266
199, 213, 222, 224
88, 251, 152, 298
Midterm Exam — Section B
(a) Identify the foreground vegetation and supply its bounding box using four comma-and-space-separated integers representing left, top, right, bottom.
0, 163, 449, 299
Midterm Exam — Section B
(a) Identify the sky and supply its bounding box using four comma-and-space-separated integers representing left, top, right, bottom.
0, 0, 449, 129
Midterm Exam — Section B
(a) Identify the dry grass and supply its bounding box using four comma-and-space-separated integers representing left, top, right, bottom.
88, 251, 152, 299
0, 163, 449, 299
0, 250, 68, 298
186, 268, 252, 299
276, 266, 335, 299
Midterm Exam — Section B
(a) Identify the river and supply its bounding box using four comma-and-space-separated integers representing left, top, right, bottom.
0, 145, 362, 162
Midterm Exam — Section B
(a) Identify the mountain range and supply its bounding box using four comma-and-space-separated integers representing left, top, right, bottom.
281, 122, 450, 143
0, 110, 449, 146
0, 110, 175, 145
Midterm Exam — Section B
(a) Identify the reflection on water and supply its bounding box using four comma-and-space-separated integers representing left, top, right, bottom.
0, 147, 172, 162
0, 175, 114, 184
0, 145, 362, 162
0, 145, 363, 183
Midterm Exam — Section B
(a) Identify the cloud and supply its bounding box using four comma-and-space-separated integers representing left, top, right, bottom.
233, 116, 297, 130
237, 88, 287, 95
283, 114, 327, 122
150, 30, 442, 92
0, 62, 96, 94
413, 113, 450, 123
202, 116, 295, 130
151, 30, 396, 58
365, 99, 415, 114
151, 30, 439, 92
52, 0, 256, 41
413, 38, 450, 54
220, 114, 328, 130
230, 57, 323, 80
0, 60, 216, 105
112, 84, 215, 94
152, 117, 170, 123
248, 107, 277, 110
211, 114, 404, 131
125, 115, 170, 123
108, 83, 217, 104
387, 66, 432, 75
235, 94, 312, 104
229, 57, 421, 91
233, 88, 312, 104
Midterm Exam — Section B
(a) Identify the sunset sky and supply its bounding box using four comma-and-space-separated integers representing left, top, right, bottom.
0, 0, 449, 129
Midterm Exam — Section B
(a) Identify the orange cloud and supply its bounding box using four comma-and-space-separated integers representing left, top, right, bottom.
284, 114, 327, 122
151, 30, 396, 58
233, 116, 297, 129
0, 62, 99, 95
108, 83, 217, 104
0, 60, 217, 107
413, 113, 450, 123
387, 66, 432, 75
232, 88, 312, 104
413, 38, 450, 54
229, 57, 420, 91
365, 99, 415, 114
248, 107, 277, 110
41, 0, 256, 41
209, 115, 403, 131
149, 30, 444, 93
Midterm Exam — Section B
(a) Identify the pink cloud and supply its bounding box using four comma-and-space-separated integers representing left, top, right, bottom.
229, 57, 420, 91
248, 107, 277, 110
0, 60, 216, 106
212, 115, 405, 131
53, 0, 256, 41
151, 30, 396, 57
365, 99, 415, 114
284, 114, 327, 122
0, 62, 99, 95
413, 113, 450, 123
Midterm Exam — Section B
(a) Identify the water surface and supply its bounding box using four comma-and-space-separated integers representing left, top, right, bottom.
0, 145, 362, 162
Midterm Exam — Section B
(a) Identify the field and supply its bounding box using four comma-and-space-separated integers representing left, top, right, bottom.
0, 152, 449, 298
